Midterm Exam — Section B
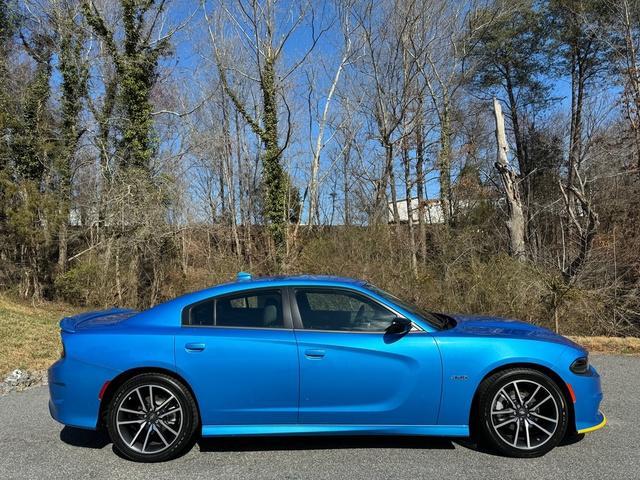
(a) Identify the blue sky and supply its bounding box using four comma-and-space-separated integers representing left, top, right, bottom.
89, 1, 624, 223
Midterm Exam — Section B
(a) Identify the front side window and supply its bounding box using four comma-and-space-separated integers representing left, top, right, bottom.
295, 288, 396, 332
365, 283, 453, 330
183, 289, 284, 328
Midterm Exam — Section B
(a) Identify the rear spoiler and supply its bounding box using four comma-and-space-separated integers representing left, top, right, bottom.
59, 308, 135, 333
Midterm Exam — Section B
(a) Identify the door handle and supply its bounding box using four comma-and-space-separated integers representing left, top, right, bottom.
305, 349, 326, 359
185, 342, 206, 352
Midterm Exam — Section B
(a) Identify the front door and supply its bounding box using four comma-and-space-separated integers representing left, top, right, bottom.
291, 287, 442, 425
175, 288, 298, 426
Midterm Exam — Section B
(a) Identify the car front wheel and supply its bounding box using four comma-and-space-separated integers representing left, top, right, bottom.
477, 368, 569, 457
107, 373, 199, 462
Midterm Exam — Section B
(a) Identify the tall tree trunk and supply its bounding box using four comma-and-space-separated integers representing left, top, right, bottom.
403, 139, 418, 278
95, 75, 117, 247
374, 142, 397, 224
234, 109, 253, 265
221, 93, 241, 258
493, 98, 526, 261
308, 47, 347, 227
56, 11, 87, 274
504, 67, 527, 175
504, 68, 535, 258
438, 103, 453, 225
620, 0, 640, 177
567, 49, 585, 214
260, 56, 287, 265
388, 144, 400, 225
57, 222, 68, 272
342, 142, 351, 226
415, 99, 427, 262
560, 42, 598, 281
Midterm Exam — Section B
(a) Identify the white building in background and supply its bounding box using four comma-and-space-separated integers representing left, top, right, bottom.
387, 198, 445, 224
68, 207, 84, 227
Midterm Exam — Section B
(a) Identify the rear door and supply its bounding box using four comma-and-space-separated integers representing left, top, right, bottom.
175, 288, 299, 426
291, 287, 442, 426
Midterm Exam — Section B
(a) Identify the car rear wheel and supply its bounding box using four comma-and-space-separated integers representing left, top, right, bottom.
477, 368, 568, 457
107, 373, 199, 462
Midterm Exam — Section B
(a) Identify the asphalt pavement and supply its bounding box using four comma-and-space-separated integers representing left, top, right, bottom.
0, 354, 638, 480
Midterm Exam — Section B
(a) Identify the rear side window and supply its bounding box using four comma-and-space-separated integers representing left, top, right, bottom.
189, 300, 214, 326
182, 289, 284, 328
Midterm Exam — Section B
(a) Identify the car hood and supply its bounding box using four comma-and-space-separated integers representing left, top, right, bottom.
60, 308, 138, 333
449, 313, 584, 350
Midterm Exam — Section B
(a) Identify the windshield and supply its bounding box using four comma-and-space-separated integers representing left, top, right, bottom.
364, 284, 452, 330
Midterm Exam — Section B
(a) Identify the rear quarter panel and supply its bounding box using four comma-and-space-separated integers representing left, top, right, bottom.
50, 326, 176, 429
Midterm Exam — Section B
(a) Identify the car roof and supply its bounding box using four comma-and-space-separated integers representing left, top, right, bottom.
238, 274, 365, 286
158, 274, 367, 312
218, 274, 366, 293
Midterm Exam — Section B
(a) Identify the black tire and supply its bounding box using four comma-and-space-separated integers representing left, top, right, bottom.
106, 373, 199, 462
476, 368, 568, 458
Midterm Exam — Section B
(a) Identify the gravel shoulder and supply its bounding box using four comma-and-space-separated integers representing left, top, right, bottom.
0, 354, 637, 480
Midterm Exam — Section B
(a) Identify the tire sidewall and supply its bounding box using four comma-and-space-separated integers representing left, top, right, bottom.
107, 373, 198, 462
479, 369, 568, 457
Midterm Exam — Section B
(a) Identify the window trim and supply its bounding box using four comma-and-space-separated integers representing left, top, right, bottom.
288, 286, 422, 334
181, 287, 292, 330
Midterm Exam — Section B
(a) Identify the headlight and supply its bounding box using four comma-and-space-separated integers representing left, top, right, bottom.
570, 356, 589, 374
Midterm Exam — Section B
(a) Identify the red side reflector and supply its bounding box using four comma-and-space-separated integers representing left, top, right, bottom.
98, 380, 110, 400
566, 383, 576, 403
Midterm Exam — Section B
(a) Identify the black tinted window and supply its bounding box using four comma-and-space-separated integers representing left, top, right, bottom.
183, 289, 284, 328
217, 290, 283, 328
295, 289, 396, 332
189, 300, 214, 326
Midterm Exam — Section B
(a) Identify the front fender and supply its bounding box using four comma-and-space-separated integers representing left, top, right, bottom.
433, 335, 570, 427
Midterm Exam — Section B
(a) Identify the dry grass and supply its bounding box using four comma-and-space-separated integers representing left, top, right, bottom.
569, 336, 640, 355
0, 296, 78, 376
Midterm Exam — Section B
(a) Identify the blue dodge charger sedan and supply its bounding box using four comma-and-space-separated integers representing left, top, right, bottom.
49, 273, 605, 462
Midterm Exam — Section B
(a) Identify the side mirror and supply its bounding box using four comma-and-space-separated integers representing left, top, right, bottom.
386, 317, 412, 335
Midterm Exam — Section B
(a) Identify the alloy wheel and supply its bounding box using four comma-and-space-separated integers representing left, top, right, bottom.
115, 384, 184, 454
490, 379, 559, 450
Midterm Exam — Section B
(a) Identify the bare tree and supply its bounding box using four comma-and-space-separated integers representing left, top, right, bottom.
411, 0, 477, 226
610, 0, 640, 175
352, 0, 430, 225
493, 97, 526, 260
204, 0, 328, 266
549, 0, 609, 281
306, 3, 354, 227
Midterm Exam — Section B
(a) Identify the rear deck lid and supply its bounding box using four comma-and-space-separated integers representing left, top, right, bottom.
59, 308, 137, 333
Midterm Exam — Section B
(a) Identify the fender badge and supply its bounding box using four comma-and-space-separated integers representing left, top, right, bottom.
451, 375, 468, 381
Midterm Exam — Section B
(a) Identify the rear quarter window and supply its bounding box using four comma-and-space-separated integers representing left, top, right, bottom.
182, 289, 283, 329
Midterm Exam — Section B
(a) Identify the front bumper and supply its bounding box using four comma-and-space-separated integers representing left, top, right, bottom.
567, 363, 605, 434
577, 412, 606, 434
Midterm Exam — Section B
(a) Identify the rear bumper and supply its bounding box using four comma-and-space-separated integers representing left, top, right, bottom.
48, 357, 118, 430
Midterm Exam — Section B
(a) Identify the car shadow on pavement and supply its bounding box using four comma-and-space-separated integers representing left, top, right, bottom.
60, 426, 111, 449
198, 435, 457, 453
59, 428, 585, 457
453, 433, 585, 457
